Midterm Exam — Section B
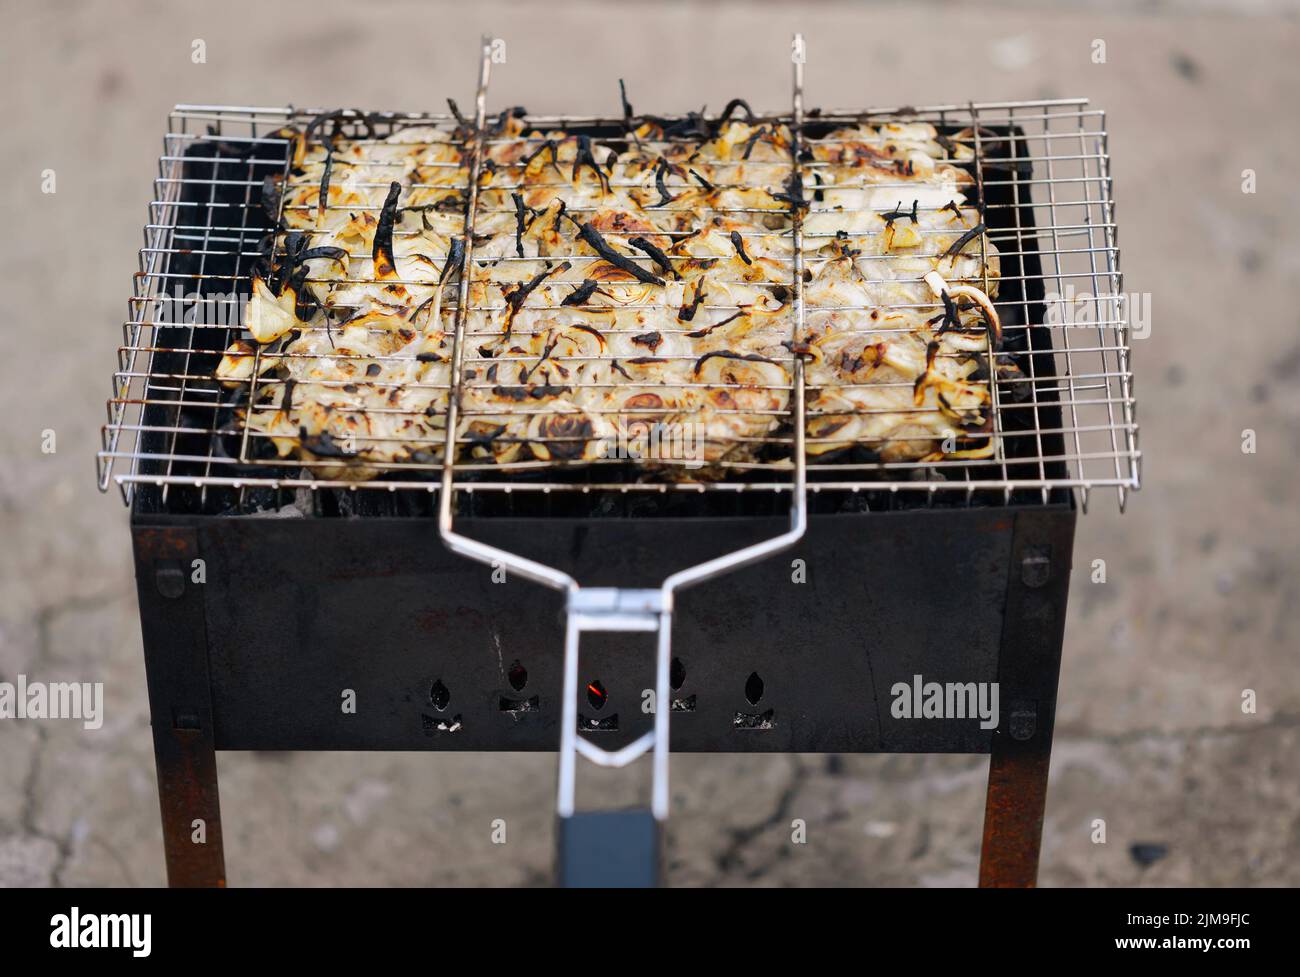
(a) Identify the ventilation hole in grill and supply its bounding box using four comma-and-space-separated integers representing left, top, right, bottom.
586, 679, 608, 711
508, 660, 528, 691
429, 679, 450, 711
744, 671, 764, 706
670, 657, 686, 692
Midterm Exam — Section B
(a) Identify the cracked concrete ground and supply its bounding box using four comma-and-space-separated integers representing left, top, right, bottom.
1, 0, 1298, 887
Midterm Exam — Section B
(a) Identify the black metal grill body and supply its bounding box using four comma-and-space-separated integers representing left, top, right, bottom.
132, 498, 1074, 889
134, 501, 1074, 756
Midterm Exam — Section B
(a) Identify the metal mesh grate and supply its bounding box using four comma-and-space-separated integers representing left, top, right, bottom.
99, 55, 1138, 514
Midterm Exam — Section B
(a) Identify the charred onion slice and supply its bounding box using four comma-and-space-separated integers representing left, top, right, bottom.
527, 402, 613, 462
627, 236, 677, 278
924, 271, 1002, 346
941, 222, 987, 259
503, 261, 572, 336
245, 274, 300, 344
561, 279, 600, 307
575, 223, 664, 286
217, 339, 258, 387
372, 181, 402, 280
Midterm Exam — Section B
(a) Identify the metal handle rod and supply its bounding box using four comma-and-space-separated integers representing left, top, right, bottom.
662, 365, 806, 596
651, 609, 672, 817
557, 612, 581, 816
437, 39, 578, 593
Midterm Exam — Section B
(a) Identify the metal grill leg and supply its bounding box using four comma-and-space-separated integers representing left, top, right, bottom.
135, 526, 227, 887
977, 507, 1074, 888
152, 724, 226, 888
978, 730, 1052, 887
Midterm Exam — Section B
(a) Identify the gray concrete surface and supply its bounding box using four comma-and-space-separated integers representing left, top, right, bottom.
1, 0, 1297, 887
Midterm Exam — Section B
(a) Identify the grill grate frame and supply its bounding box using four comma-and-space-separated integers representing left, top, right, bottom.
100, 70, 1138, 516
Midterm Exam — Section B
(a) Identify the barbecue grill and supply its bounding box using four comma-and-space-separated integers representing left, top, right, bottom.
99, 36, 1139, 887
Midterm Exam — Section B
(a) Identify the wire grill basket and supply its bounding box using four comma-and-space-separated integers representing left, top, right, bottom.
99, 45, 1138, 514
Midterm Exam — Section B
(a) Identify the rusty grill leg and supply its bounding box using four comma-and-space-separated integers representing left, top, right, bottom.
977, 506, 1075, 888
979, 724, 1053, 887
134, 526, 227, 887
152, 720, 226, 887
